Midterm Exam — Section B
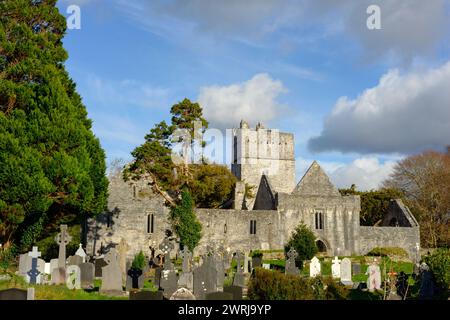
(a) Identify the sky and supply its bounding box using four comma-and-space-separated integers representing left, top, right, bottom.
57, 0, 450, 191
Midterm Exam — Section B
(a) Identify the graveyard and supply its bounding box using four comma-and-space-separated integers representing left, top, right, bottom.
1, 228, 447, 300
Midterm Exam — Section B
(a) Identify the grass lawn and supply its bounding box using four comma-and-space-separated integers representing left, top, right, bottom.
0, 274, 127, 300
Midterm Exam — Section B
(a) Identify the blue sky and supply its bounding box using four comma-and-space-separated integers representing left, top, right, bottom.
57, 0, 450, 190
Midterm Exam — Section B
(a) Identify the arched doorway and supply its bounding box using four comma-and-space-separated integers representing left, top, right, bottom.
316, 240, 327, 253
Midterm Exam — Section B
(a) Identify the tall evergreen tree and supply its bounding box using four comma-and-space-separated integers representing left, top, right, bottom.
0, 0, 108, 250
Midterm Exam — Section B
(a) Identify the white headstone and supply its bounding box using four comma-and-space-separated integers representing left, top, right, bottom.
262, 264, 271, 270
44, 262, 51, 275
331, 257, 341, 279
340, 258, 353, 286
75, 243, 87, 263
309, 257, 321, 277
66, 265, 81, 289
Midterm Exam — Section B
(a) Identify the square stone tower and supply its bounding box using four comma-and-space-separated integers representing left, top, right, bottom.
231, 120, 296, 208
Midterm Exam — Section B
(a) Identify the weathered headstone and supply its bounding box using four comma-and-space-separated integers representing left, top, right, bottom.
79, 262, 95, 289
117, 238, 129, 285
159, 237, 175, 270
27, 246, 41, 285
55, 225, 71, 269
224, 285, 243, 300
51, 267, 66, 285
178, 247, 193, 290
154, 266, 162, 289
160, 269, 178, 299
50, 259, 59, 275
129, 290, 164, 300
0, 288, 27, 300
243, 253, 250, 273
331, 256, 341, 279
352, 263, 361, 275
94, 258, 107, 278
232, 251, 245, 287
309, 257, 321, 277
419, 263, 434, 299
262, 263, 271, 270
366, 263, 381, 291
67, 255, 83, 266
215, 252, 225, 289
66, 265, 81, 289
285, 247, 299, 275
100, 248, 123, 295
18, 253, 31, 276
170, 288, 196, 300
340, 258, 353, 286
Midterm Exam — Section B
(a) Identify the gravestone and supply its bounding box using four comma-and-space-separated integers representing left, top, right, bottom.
215, 252, 225, 289
224, 285, 243, 300
419, 263, 434, 299
309, 257, 321, 277
51, 267, 66, 285
178, 247, 193, 290
55, 225, 71, 269
285, 247, 299, 275
159, 237, 175, 270
67, 255, 83, 266
340, 258, 353, 286
396, 271, 408, 299
352, 263, 361, 275
100, 248, 123, 295
75, 243, 87, 263
160, 269, 178, 299
94, 258, 107, 278
66, 265, 81, 289
203, 254, 218, 294
243, 253, 250, 273
129, 290, 164, 300
27, 287, 35, 300
232, 251, 245, 287
18, 253, 31, 276
0, 288, 27, 300
27, 247, 41, 285
331, 257, 341, 279
44, 263, 51, 275
50, 259, 59, 275
170, 288, 196, 300
79, 262, 95, 289
262, 264, 270, 270
206, 292, 233, 300
366, 263, 381, 291
117, 238, 130, 285
126, 268, 144, 291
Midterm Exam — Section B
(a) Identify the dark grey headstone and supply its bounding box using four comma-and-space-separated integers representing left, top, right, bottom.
94, 258, 107, 278
352, 263, 361, 275
160, 270, 178, 299
193, 265, 208, 300
126, 268, 144, 291
205, 292, 233, 300
79, 262, 95, 289
67, 255, 83, 266
129, 290, 164, 300
0, 288, 27, 300
154, 266, 162, 288
224, 286, 243, 300
419, 270, 435, 299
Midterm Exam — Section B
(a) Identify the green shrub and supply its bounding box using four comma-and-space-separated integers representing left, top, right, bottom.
250, 250, 263, 258
247, 268, 349, 300
423, 248, 450, 289
367, 247, 408, 258
131, 251, 146, 270
284, 223, 318, 269
0, 246, 17, 273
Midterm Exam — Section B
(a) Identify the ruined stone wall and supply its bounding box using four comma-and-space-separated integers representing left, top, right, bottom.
195, 209, 283, 255
85, 175, 172, 260
358, 226, 420, 259
277, 193, 361, 256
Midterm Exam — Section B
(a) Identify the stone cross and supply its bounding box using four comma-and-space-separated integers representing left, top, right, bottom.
234, 251, 244, 274
55, 225, 72, 268
285, 247, 299, 275
27, 246, 41, 284
159, 237, 174, 270
331, 256, 341, 279
117, 238, 130, 284
180, 247, 192, 273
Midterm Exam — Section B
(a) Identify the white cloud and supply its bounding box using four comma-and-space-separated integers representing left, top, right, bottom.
308, 61, 450, 154
296, 157, 398, 191
198, 73, 288, 129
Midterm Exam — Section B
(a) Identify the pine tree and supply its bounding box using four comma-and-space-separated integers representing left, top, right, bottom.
0, 0, 108, 250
